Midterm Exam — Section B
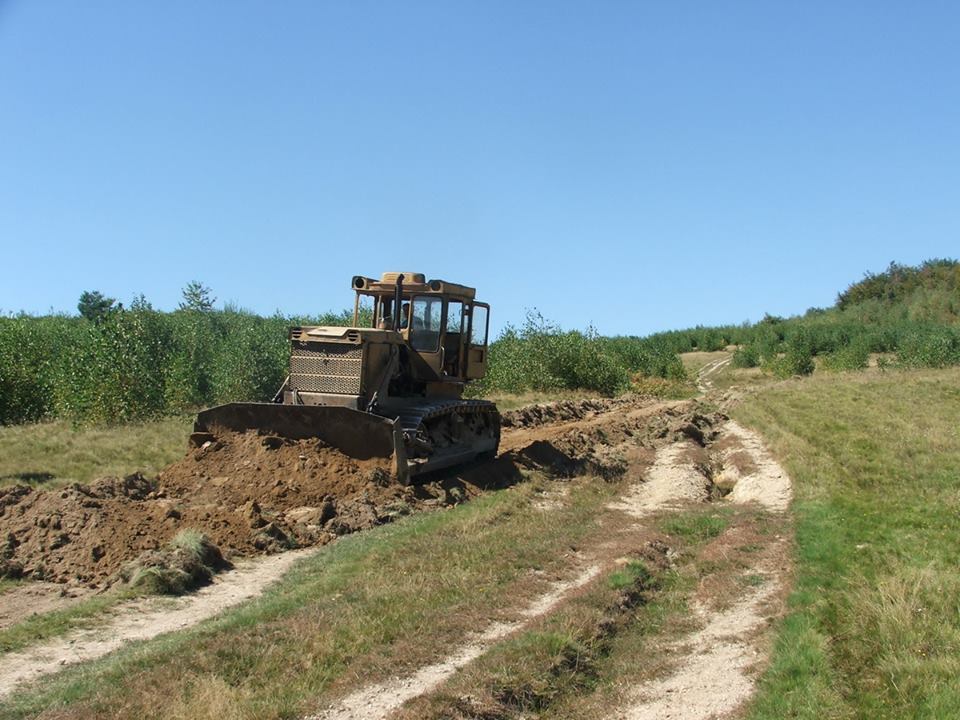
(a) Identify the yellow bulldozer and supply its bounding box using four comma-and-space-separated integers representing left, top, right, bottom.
190, 272, 500, 483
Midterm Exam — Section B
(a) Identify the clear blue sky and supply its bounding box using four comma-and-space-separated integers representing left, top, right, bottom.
2, 1, 958, 336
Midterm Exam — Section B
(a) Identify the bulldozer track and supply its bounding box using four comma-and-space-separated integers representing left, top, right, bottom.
389, 399, 499, 437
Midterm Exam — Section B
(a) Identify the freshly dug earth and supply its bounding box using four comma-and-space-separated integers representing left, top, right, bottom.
0, 398, 723, 588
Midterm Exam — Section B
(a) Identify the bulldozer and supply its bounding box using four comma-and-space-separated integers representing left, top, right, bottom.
190, 272, 500, 484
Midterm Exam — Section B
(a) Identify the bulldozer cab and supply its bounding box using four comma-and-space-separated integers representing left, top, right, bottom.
354, 273, 490, 382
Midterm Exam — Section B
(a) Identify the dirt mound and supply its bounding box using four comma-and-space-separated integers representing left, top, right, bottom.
501, 397, 633, 429
0, 433, 436, 587
0, 400, 726, 588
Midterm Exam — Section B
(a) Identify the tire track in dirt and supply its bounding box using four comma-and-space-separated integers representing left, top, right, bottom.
620, 578, 780, 720
306, 407, 732, 720
299, 403, 725, 720
306, 563, 603, 720
0, 548, 316, 700
610, 417, 793, 720
608, 440, 710, 517
696, 356, 732, 393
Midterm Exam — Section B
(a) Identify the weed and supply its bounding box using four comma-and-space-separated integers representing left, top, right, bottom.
608, 560, 651, 591
659, 513, 729, 542
120, 529, 230, 596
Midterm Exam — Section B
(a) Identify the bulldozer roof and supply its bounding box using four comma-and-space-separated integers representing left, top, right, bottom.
351, 272, 477, 301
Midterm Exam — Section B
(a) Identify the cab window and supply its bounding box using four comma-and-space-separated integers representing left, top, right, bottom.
411, 296, 442, 352
470, 305, 489, 346
446, 301, 463, 334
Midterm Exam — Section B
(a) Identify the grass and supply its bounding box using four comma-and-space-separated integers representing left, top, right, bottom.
395, 559, 665, 719
0, 589, 136, 654
0, 416, 192, 489
736, 366, 960, 719
1, 477, 618, 719
0, 579, 23, 597
658, 511, 729, 541
120, 529, 229, 596
679, 350, 730, 376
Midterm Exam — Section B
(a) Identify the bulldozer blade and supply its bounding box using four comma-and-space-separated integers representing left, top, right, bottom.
192, 403, 409, 483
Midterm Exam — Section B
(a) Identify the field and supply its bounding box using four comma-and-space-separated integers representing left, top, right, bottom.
1, 354, 956, 718
2, 260, 960, 718
736, 368, 960, 719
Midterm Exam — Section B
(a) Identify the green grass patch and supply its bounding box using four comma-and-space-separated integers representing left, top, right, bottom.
659, 511, 729, 542
0, 589, 136, 655
737, 367, 960, 719
608, 560, 652, 592
0, 416, 191, 489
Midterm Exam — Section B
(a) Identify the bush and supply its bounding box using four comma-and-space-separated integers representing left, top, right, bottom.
478, 313, 632, 397
764, 327, 815, 378
821, 340, 870, 372
731, 344, 760, 368
896, 327, 960, 368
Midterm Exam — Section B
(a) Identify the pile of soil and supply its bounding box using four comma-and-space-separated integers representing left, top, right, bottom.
0, 433, 442, 586
0, 401, 726, 588
501, 397, 633, 429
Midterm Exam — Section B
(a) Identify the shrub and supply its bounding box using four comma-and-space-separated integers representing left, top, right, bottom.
764, 327, 815, 378
731, 344, 760, 368
821, 340, 870, 372
477, 313, 633, 397
896, 327, 960, 368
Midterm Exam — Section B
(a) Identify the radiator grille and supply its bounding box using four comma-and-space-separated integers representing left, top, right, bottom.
289, 343, 363, 395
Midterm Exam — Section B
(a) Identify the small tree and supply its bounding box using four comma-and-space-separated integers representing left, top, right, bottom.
179, 281, 216, 312
77, 290, 116, 322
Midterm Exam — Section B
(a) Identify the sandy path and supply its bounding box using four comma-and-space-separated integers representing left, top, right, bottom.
722, 420, 792, 513
696, 356, 732, 393
0, 582, 93, 631
612, 421, 792, 720
608, 441, 709, 517
306, 563, 602, 720
621, 577, 780, 720
0, 548, 317, 699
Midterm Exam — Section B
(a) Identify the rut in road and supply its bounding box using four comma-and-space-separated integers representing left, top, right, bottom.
306, 563, 603, 720
611, 418, 793, 720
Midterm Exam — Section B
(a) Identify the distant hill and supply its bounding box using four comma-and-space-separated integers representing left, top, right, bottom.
833, 259, 960, 324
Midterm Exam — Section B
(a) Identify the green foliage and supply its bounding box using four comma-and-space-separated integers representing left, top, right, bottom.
837, 258, 960, 318
820, 339, 870, 372
732, 344, 760, 368
55, 309, 170, 423
665, 260, 960, 381
607, 559, 651, 591
478, 312, 631, 396
475, 311, 687, 398
178, 281, 216, 312
896, 326, 960, 368
785, 326, 816, 376
76, 290, 116, 322
0, 316, 66, 423
0, 301, 357, 426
